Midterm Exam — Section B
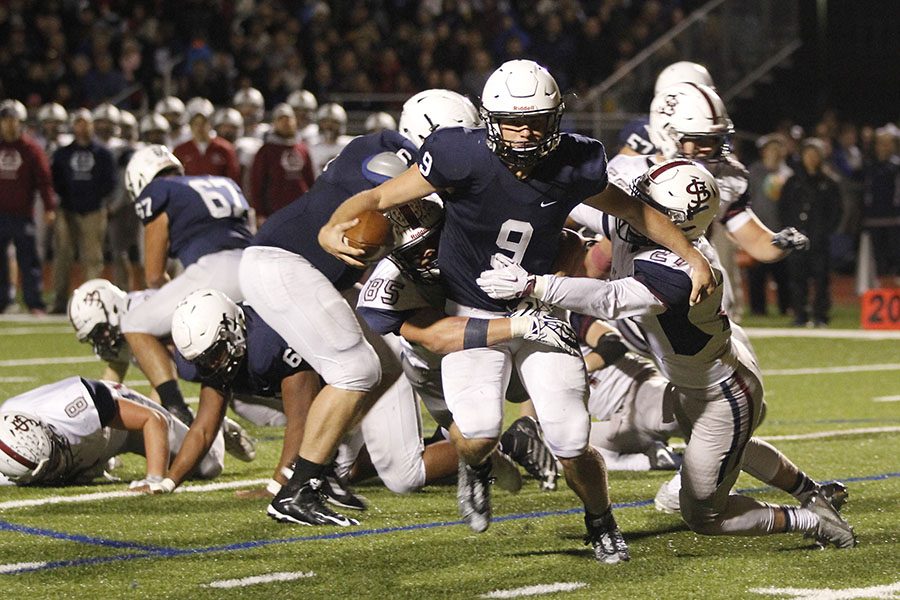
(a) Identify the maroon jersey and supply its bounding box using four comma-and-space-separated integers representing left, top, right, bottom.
0, 134, 55, 217
173, 137, 240, 181
249, 137, 315, 217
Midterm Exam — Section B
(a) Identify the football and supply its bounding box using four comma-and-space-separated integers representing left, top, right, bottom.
344, 210, 395, 263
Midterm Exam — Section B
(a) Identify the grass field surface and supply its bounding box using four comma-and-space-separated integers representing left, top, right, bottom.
0, 313, 898, 599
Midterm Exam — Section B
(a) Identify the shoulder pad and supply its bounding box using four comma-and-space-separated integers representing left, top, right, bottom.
365, 151, 408, 179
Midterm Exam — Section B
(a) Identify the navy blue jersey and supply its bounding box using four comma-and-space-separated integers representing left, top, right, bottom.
419, 127, 608, 311
252, 130, 419, 290
617, 117, 656, 155
134, 175, 252, 266
175, 305, 309, 396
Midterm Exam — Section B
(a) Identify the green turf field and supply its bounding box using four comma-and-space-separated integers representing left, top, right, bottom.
0, 315, 898, 599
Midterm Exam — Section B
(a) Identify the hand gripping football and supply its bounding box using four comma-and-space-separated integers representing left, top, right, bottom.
343, 210, 394, 263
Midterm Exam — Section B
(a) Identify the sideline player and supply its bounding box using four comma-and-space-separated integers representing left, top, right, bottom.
0, 377, 223, 488
121, 146, 252, 426
477, 159, 857, 550
320, 60, 717, 564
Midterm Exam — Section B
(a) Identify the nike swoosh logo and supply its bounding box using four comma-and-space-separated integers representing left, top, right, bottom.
540, 200, 558, 207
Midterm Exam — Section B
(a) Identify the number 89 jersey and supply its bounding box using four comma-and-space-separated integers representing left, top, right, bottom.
133, 175, 252, 267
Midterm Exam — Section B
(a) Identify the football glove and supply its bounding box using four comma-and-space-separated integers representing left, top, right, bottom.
477, 254, 545, 300
518, 313, 581, 357
129, 476, 176, 494
772, 227, 810, 252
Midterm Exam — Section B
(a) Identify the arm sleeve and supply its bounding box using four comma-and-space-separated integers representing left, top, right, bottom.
632, 258, 693, 307
541, 274, 666, 320
356, 306, 415, 336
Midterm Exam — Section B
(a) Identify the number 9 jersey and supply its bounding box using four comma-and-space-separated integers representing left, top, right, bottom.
133, 175, 252, 267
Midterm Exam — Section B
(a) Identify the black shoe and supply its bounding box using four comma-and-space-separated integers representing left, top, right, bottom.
500, 417, 558, 491
321, 466, 367, 511
267, 478, 359, 526
457, 458, 492, 532
167, 403, 195, 427
584, 509, 630, 564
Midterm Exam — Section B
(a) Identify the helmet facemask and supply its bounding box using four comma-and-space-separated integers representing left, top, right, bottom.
194, 314, 246, 387
385, 198, 445, 285
482, 105, 564, 169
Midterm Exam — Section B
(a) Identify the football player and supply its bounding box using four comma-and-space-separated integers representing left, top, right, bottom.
0, 377, 223, 488
233, 87, 270, 140
477, 159, 857, 550
320, 60, 717, 565
120, 146, 252, 427
286, 89, 320, 145
154, 96, 189, 147
308, 102, 354, 176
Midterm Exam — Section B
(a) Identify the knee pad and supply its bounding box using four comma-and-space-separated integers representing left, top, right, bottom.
541, 417, 590, 459
325, 345, 382, 391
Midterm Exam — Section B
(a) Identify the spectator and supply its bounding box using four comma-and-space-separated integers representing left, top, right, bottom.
211, 108, 243, 145
308, 102, 353, 176
0, 99, 56, 315
779, 138, 843, 327
50, 108, 116, 313
746, 134, 793, 316
82, 52, 128, 106
106, 110, 144, 290
154, 96, 189, 147
286, 89, 319, 144
249, 103, 315, 227
139, 113, 170, 147
173, 97, 240, 181
861, 125, 900, 282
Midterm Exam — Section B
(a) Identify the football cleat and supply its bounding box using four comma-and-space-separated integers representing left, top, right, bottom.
584, 509, 630, 564
490, 450, 523, 493
799, 481, 849, 513
167, 403, 195, 427
457, 458, 492, 533
222, 417, 257, 462
499, 416, 559, 491
646, 441, 682, 471
267, 478, 359, 527
321, 465, 367, 511
653, 471, 682, 514
803, 489, 857, 549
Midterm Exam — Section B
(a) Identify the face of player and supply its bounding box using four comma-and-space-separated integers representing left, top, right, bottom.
0, 116, 20, 141
274, 115, 297, 138
498, 114, 548, 149
144, 130, 168, 145
679, 134, 723, 160
94, 120, 115, 140
216, 124, 239, 143
190, 115, 211, 140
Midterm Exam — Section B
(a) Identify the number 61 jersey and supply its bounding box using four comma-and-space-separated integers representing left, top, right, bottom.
133, 175, 252, 267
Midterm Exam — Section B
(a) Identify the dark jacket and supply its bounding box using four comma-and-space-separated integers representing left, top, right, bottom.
51, 140, 116, 214
779, 168, 842, 245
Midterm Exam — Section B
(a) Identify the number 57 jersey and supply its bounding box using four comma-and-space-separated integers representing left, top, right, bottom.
133, 175, 252, 267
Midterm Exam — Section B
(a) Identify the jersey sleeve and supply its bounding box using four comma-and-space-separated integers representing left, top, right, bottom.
417, 127, 475, 189
632, 257, 693, 307
174, 352, 203, 383
356, 306, 415, 336
134, 179, 169, 224
540, 273, 666, 320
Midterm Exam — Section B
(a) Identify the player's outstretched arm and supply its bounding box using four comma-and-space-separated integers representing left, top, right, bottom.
582, 183, 716, 305
143, 212, 172, 289
164, 385, 229, 490
111, 398, 170, 486
319, 165, 439, 266
731, 214, 809, 262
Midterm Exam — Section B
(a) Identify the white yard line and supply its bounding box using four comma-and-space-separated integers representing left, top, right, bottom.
762, 364, 900, 376
749, 581, 900, 599
0, 377, 35, 383
0, 315, 69, 323
203, 571, 315, 589
0, 327, 72, 336
0, 561, 49, 574
481, 583, 588, 598
745, 328, 900, 340
0, 356, 97, 367
873, 395, 900, 402
0, 478, 269, 510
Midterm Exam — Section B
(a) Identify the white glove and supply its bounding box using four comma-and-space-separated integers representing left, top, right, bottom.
510, 313, 581, 357
772, 227, 810, 252
477, 254, 544, 300
129, 476, 176, 494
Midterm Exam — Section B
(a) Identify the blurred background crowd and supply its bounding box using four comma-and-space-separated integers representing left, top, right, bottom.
1, 0, 897, 324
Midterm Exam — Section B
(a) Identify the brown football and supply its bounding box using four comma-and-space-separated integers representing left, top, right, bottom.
344, 210, 394, 262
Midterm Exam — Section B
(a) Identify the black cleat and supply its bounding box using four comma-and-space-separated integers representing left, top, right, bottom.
222, 416, 257, 462
457, 458, 492, 533
500, 417, 558, 490
585, 509, 630, 565
267, 478, 359, 527
321, 466, 367, 511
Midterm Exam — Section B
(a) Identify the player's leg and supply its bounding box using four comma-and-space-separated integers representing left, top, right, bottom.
11, 217, 46, 311
50, 210, 75, 312
515, 341, 629, 564
81, 209, 107, 281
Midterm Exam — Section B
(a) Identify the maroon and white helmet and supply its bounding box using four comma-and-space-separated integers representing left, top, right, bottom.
0, 412, 53, 484
286, 89, 318, 113
0, 99, 27, 121
648, 82, 733, 161
631, 159, 720, 241
233, 87, 265, 122
654, 61, 715, 95
185, 97, 215, 122
139, 113, 170, 136
37, 102, 68, 124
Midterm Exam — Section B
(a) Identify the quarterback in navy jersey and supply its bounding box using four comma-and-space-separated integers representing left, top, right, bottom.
321, 61, 715, 564
241, 90, 485, 527
120, 145, 252, 427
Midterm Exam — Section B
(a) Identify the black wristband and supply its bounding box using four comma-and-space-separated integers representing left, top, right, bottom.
463, 318, 490, 349
593, 332, 627, 366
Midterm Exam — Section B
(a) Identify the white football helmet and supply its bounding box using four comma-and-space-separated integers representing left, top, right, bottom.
628, 159, 720, 242
68, 278, 128, 362
213, 107, 244, 130
125, 144, 184, 199
92, 102, 121, 124
316, 103, 347, 128
119, 110, 138, 141
385, 197, 445, 284
233, 87, 265, 122
365, 111, 397, 134
654, 61, 715, 96
0, 99, 27, 121
398, 89, 481, 148
480, 59, 564, 168
185, 96, 215, 121
287, 89, 318, 113
37, 102, 68, 123
154, 96, 186, 121
648, 82, 734, 161
0, 412, 53, 484
172, 289, 247, 385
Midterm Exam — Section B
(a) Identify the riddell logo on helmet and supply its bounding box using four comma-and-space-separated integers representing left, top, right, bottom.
513, 105, 536, 110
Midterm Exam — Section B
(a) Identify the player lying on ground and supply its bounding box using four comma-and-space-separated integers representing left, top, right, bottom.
0, 377, 223, 488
